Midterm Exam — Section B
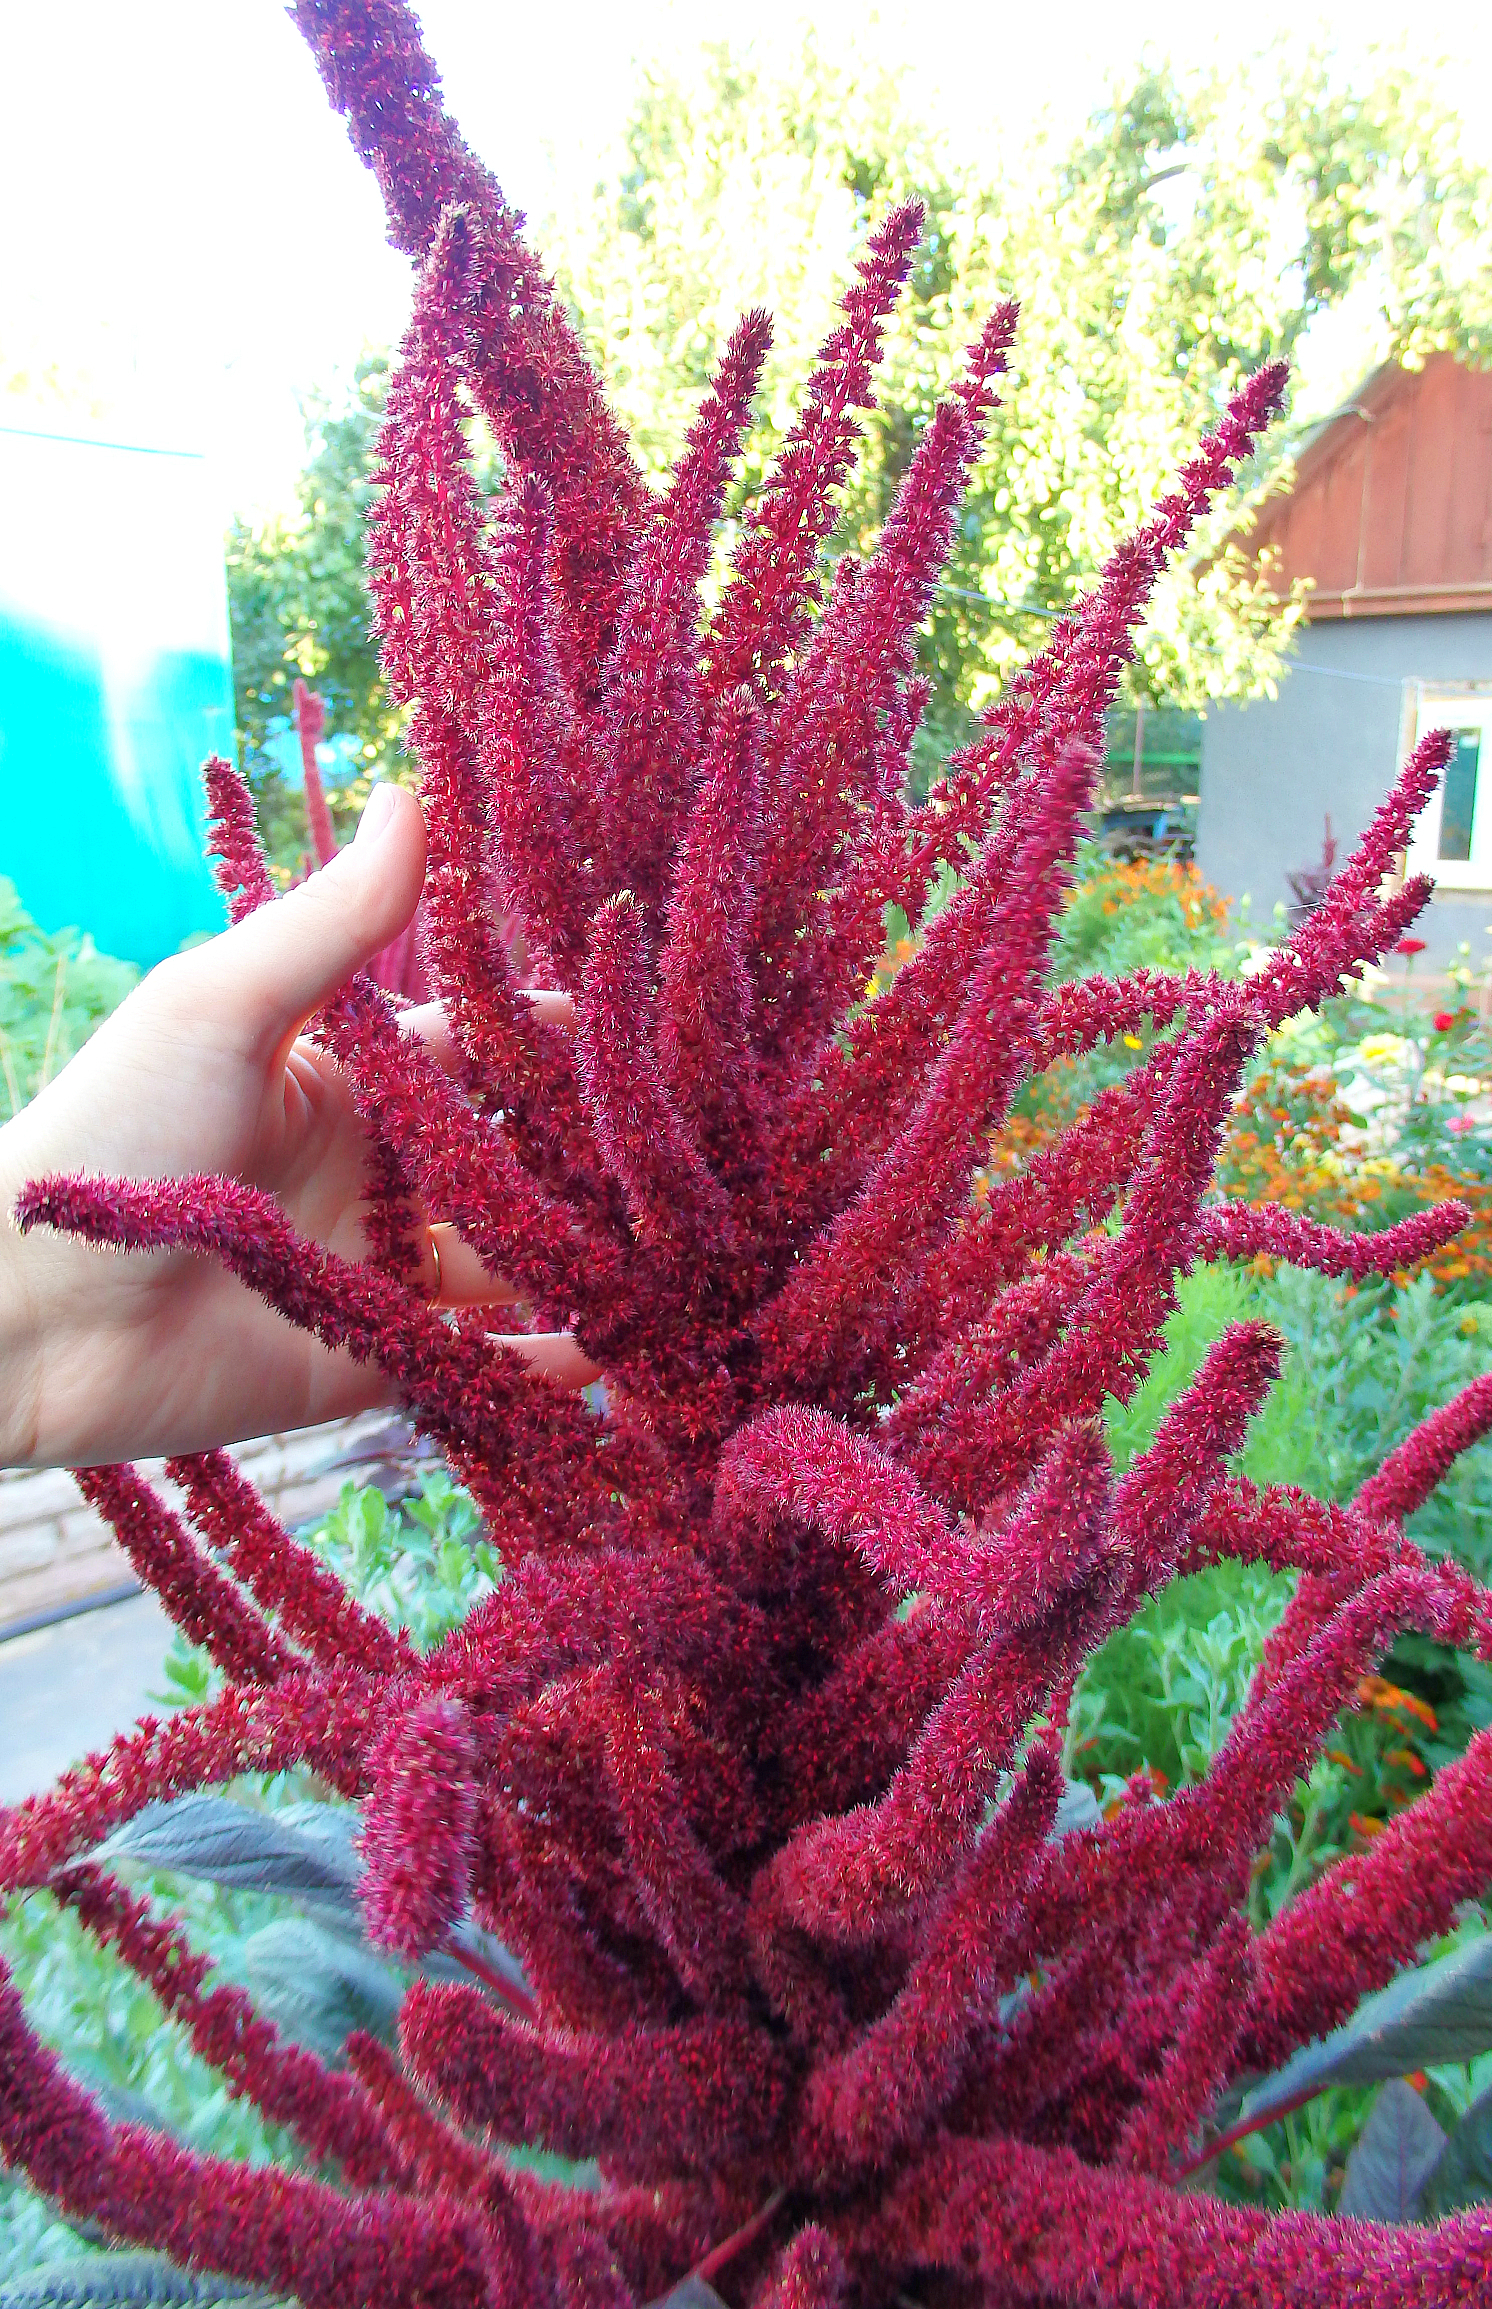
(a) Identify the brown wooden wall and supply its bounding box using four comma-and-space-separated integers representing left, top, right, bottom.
1248, 355, 1492, 619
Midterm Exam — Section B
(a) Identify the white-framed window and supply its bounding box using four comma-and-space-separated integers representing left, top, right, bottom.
1404, 685, 1492, 890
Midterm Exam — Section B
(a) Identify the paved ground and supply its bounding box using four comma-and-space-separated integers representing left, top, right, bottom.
0, 1590, 176, 1806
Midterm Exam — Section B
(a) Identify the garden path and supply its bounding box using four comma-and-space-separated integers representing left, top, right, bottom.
0, 1589, 174, 1805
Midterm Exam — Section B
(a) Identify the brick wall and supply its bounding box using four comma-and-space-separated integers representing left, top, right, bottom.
0, 1413, 398, 1637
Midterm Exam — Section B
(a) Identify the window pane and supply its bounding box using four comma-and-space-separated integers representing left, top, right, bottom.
1439, 729, 1481, 863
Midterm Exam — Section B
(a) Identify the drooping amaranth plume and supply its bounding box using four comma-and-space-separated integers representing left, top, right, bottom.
4, 4, 1492, 2303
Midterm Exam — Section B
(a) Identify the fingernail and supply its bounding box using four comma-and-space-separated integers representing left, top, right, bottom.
356, 784, 397, 846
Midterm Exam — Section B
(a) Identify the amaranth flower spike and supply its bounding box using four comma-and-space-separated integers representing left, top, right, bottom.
3, 4, 1489, 2303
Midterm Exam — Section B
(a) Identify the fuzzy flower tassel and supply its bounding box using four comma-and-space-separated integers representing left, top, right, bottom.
2, 5, 1488, 2305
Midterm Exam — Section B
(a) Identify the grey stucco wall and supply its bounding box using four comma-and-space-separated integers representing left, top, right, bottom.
1196, 614, 1492, 970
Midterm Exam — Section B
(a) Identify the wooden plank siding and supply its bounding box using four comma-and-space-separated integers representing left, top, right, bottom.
1247, 356, 1492, 619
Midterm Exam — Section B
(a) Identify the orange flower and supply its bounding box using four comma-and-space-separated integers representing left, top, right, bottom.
1358, 1676, 1437, 1733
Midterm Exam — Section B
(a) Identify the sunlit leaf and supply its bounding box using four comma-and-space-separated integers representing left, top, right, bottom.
0, 2250, 280, 2307
93, 1796, 363, 1934
1238, 1932, 1492, 2133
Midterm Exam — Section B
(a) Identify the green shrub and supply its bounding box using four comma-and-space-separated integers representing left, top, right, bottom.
0, 881, 136, 1123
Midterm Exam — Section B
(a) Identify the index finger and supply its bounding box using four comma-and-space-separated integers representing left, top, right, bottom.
402, 990, 575, 1078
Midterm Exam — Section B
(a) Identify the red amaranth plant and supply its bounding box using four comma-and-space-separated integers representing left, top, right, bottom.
4, 3, 1492, 2301
293, 673, 429, 995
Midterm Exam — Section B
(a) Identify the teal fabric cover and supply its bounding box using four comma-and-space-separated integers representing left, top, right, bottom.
0, 423, 232, 965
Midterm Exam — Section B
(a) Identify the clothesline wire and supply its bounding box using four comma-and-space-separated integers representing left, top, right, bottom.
1271, 659, 1405, 691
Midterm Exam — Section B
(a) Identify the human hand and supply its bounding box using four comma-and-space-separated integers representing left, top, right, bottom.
0, 785, 596, 1469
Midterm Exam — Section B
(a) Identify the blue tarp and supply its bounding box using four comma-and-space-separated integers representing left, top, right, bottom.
0, 423, 232, 965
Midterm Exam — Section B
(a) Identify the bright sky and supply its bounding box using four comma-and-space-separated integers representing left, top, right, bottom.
4, 0, 1487, 520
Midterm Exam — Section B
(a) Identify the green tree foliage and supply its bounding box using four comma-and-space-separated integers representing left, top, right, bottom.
0, 879, 136, 1122
551, 44, 1490, 760
226, 355, 510, 875
225, 355, 396, 871
225, 48, 1490, 816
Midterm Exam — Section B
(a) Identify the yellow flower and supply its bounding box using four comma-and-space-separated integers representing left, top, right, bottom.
1356, 1034, 1415, 1069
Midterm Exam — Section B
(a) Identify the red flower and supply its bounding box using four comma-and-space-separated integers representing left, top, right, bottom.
1434, 1009, 1458, 1031
3, 6, 1490, 2306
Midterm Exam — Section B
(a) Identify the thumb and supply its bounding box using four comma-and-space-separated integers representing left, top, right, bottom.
197, 784, 428, 1040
